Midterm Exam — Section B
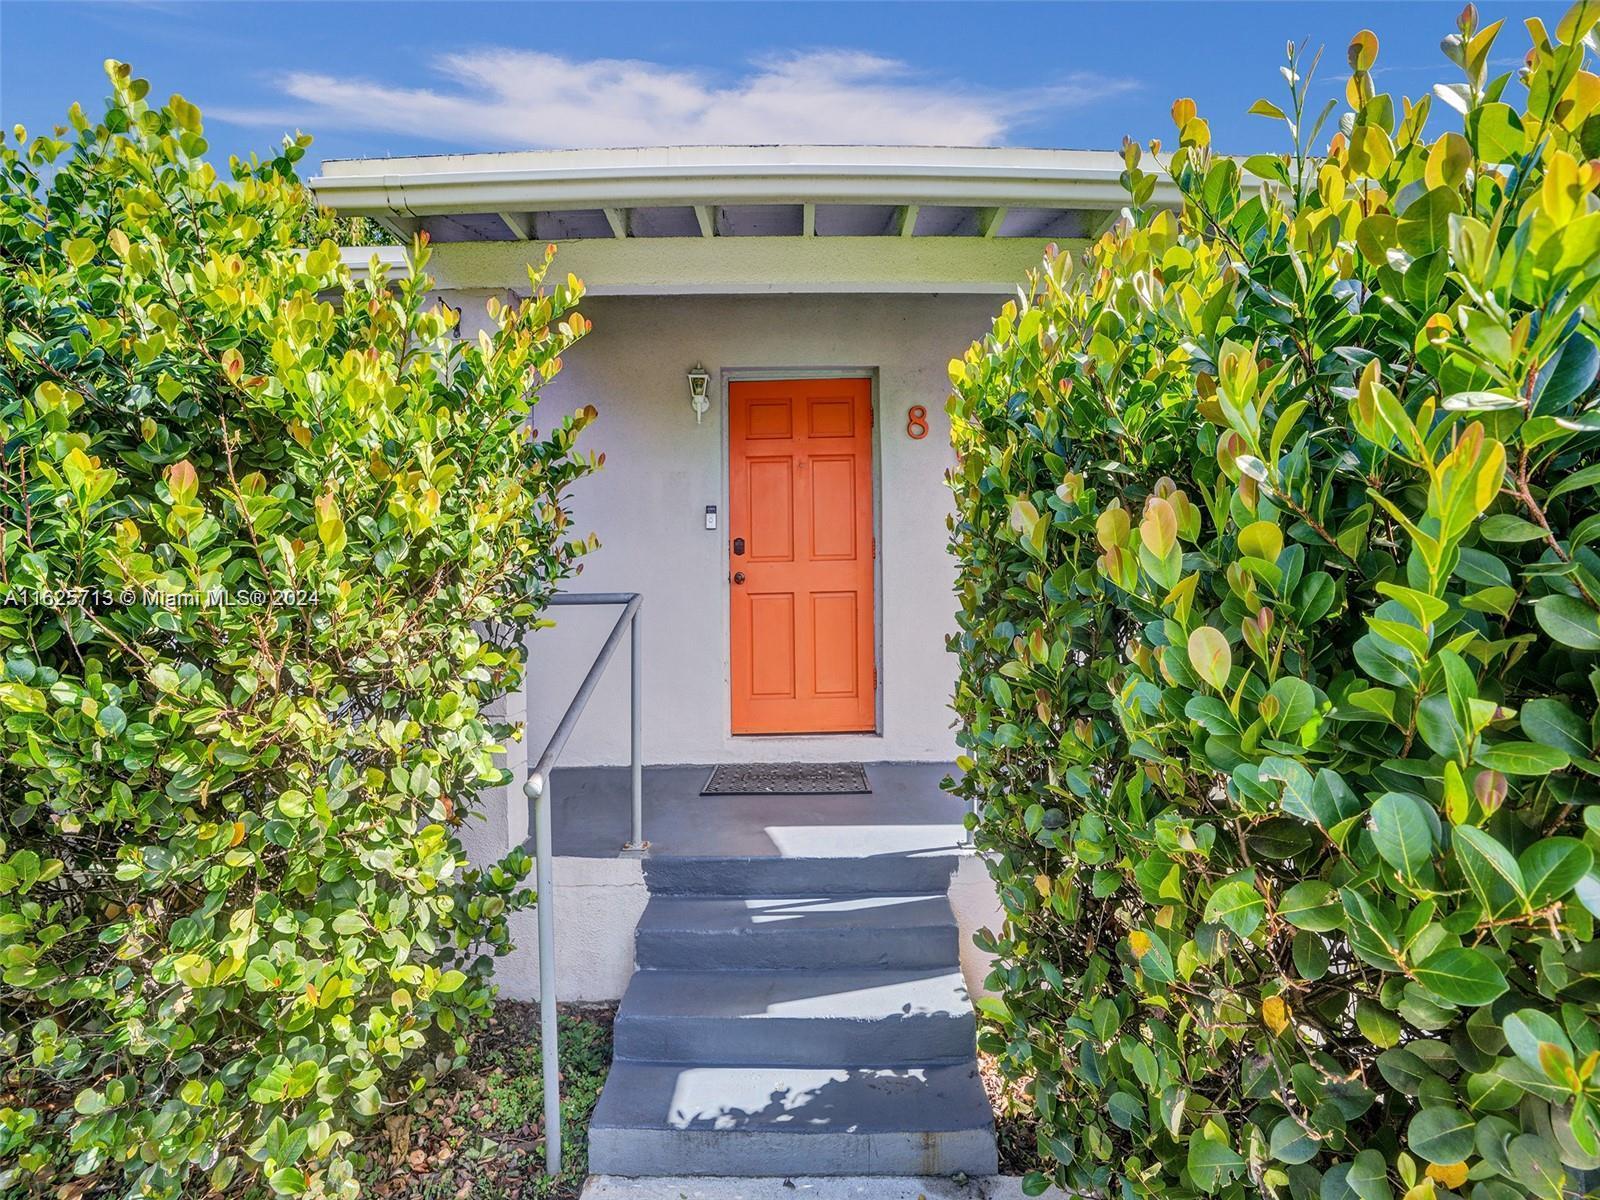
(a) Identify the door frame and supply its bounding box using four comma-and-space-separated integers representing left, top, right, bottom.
719, 367, 884, 739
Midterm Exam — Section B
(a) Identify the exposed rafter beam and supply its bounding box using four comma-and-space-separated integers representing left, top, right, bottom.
381, 214, 422, 244
802, 202, 816, 238
978, 206, 1007, 238
896, 204, 919, 238
694, 205, 716, 238
497, 211, 533, 240
603, 207, 630, 238
1087, 207, 1124, 238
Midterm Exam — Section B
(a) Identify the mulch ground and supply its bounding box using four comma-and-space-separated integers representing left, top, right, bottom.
978, 1050, 1043, 1177
355, 1001, 615, 1200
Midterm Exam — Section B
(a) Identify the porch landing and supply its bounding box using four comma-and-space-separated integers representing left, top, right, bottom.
547, 762, 967, 858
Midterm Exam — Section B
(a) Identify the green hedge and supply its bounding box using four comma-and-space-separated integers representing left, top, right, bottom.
0, 65, 597, 1197
950, 8, 1600, 1199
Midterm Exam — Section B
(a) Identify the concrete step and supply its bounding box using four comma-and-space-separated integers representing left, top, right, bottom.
581, 1178, 1051, 1200
634, 894, 958, 971
614, 967, 975, 1066
588, 1061, 999, 1177
642, 854, 960, 897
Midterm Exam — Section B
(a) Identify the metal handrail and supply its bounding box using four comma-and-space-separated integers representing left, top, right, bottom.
520, 591, 645, 1175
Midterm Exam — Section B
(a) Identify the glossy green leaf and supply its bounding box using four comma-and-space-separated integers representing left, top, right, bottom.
1187, 1125, 1245, 1192
1507, 1134, 1566, 1200
1479, 513, 1547, 542
1204, 880, 1266, 937
1413, 946, 1508, 1006
1503, 1009, 1573, 1075
1347, 1148, 1393, 1200
1535, 595, 1600, 651
1279, 880, 1343, 931
1263, 676, 1320, 736
1518, 838, 1593, 906
1466, 101, 1525, 161
1368, 792, 1436, 880
1417, 694, 1470, 761
1519, 698, 1591, 757
1407, 1105, 1476, 1163
1454, 825, 1528, 917
1547, 461, 1600, 503
1292, 930, 1331, 979
1269, 1116, 1319, 1164
1475, 741, 1571, 775
1533, 332, 1599, 414
1355, 997, 1404, 1046
1376, 1047, 1434, 1095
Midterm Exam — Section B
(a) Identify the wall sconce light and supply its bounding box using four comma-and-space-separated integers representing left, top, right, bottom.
686, 363, 711, 424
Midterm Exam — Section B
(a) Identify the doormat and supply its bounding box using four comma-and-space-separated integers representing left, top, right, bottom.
702, 763, 871, 795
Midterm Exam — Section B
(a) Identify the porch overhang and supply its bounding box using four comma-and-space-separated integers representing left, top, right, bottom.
312, 144, 1182, 296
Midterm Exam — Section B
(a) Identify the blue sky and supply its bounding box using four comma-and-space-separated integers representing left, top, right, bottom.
0, 2, 1566, 169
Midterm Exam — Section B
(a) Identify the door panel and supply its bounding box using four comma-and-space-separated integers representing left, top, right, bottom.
809, 457, 856, 559
810, 592, 859, 696
730, 378, 875, 734
746, 400, 794, 439
747, 594, 796, 697
808, 397, 856, 438
746, 458, 795, 561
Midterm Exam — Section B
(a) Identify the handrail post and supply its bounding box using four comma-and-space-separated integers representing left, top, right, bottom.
624, 609, 645, 851
518, 591, 644, 1177
527, 772, 561, 1177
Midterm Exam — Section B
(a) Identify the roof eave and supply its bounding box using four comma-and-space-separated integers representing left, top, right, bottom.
309, 152, 1181, 218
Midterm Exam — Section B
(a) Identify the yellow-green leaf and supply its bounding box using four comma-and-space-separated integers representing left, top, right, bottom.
1188, 626, 1232, 691
1237, 520, 1283, 562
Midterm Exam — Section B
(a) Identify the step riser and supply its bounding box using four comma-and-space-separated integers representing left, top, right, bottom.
613, 1012, 977, 1066
642, 855, 958, 897
588, 1128, 999, 1178
635, 926, 957, 971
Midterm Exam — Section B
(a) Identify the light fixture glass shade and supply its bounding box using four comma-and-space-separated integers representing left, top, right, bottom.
686, 363, 711, 424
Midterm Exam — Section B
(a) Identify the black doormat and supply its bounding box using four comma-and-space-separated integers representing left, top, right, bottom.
702, 762, 871, 795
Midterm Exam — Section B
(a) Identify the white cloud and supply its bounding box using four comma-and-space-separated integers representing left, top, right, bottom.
213, 48, 1137, 149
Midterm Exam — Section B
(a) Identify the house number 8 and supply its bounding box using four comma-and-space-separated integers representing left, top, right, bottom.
906, 405, 928, 440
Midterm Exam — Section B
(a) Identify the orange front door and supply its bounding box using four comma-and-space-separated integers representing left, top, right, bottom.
729, 378, 876, 734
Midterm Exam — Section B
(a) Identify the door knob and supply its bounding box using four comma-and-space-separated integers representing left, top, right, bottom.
733, 571, 746, 584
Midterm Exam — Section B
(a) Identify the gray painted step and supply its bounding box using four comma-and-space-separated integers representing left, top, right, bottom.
643, 854, 960, 897
588, 1061, 999, 1177
581, 1178, 1050, 1200
614, 968, 975, 1066
634, 894, 958, 971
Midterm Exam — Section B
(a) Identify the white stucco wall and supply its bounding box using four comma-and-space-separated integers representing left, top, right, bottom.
451, 291, 1002, 768
494, 857, 651, 1002
949, 854, 1006, 1000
